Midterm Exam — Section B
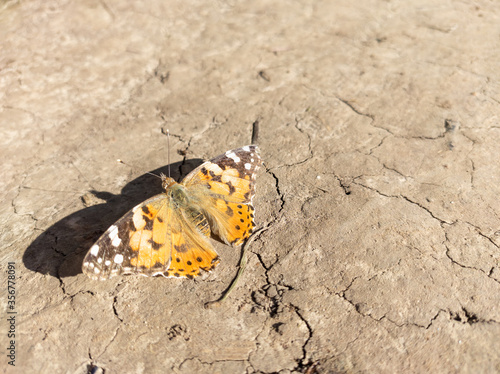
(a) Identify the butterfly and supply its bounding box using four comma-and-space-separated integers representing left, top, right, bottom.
82, 146, 262, 280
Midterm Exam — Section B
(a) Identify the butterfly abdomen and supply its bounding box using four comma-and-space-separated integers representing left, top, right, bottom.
183, 206, 210, 237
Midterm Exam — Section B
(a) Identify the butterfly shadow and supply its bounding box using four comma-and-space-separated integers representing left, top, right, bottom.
23, 158, 204, 279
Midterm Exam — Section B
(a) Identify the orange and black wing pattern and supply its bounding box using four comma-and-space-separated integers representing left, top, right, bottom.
82, 145, 261, 280
82, 194, 219, 280
182, 145, 262, 246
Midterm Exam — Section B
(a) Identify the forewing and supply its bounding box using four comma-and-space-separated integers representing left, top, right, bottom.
182, 145, 261, 204
82, 195, 172, 280
181, 145, 262, 246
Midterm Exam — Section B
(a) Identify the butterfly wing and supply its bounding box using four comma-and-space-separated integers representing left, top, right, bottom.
82, 193, 219, 280
82, 194, 169, 280
182, 145, 262, 246
166, 205, 220, 279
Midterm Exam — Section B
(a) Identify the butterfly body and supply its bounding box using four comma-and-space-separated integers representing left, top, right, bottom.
82, 145, 262, 281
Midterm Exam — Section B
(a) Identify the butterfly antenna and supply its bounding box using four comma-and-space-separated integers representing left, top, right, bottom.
117, 159, 162, 180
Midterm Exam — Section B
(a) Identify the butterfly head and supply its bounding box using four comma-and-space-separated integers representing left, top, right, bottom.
160, 173, 177, 190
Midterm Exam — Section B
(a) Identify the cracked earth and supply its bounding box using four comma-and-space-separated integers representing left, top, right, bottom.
1, 1, 500, 373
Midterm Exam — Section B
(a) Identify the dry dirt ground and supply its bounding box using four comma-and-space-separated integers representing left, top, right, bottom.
1, 1, 500, 373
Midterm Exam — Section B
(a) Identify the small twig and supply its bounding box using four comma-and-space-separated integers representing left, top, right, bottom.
251, 119, 260, 145
205, 226, 269, 308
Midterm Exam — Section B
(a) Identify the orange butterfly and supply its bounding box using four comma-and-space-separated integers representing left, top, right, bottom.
82, 146, 262, 280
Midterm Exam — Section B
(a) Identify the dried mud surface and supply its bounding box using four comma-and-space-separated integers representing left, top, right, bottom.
1, 1, 500, 373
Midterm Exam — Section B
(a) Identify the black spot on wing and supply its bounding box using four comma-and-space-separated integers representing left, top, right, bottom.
148, 239, 163, 250
174, 244, 188, 253
151, 261, 164, 271
227, 181, 235, 194
211, 174, 222, 182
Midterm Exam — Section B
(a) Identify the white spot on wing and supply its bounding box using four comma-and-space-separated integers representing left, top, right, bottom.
112, 235, 122, 247
90, 244, 99, 256
242, 145, 251, 152
114, 254, 124, 264
226, 151, 240, 163
108, 225, 118, 239
97, 258, 102, 264
245, 163, 251, 170
105, 260, 111, 266
108, 225, 121, 247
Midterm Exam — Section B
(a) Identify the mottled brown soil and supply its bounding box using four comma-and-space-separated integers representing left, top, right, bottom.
1, 1, 500, 373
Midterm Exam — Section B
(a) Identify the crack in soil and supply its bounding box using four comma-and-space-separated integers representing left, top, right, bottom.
336, 96, 396, 138
290, 305, 314, 371
266, 167, 285, 214
293, 116, 314, 164
353, 180, 453, 225
93, 326, 121, 362
443, 224, 500, 284
332, 277, 441, 330
444, 241, 500, 285
449, 306, 499, 325
112, 295, 123, 322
